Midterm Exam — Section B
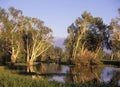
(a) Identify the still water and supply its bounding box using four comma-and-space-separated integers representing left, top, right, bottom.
19, 63, 120, 85
101, 67, 120, 86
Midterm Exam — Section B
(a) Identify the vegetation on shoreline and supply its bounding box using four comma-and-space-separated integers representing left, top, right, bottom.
0, 7, 120, 86
0, 66, 119, 87
0, 7, 120, 66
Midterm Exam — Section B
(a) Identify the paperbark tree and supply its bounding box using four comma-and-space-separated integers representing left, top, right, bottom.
27, 29, 52, 65
8, 7, 23, 64
20, 17, 53, 67
111, 9, 120, 60
0, 7, 23, 64
64, 12, 109, 62
0, 7, 53, 65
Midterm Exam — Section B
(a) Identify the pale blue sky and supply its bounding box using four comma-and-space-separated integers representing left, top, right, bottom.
0, 0, 120, 38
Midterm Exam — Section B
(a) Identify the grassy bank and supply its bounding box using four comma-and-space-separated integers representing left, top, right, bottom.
0, 66, 119, 87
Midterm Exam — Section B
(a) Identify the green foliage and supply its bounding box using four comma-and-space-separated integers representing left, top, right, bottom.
64, 11, 108, 61
0, 7, 53, 64
0, 66, 119, 87
109, 8, 120, 60
42, 46, 64, 61
17, 52, 26, 63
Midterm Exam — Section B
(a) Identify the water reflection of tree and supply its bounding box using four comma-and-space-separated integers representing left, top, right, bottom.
46, 63, 62, 73
71, 66, 100, 83
27, 65, 35, 72
27, 63, 62, 74
64, 67, 73, 83
111, 70, 120, 85
26, 63, 45, 79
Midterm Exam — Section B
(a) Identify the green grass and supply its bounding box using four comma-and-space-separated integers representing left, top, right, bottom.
0, 66, 119, 87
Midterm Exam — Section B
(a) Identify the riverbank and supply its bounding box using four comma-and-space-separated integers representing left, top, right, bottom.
0, 66, 119, 87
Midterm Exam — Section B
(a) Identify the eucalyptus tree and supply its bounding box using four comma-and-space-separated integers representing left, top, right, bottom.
64, 23, 75, 61
64, 12, 111, 83
111, 9, 120, 59
21, 17, 53, 65
0, 8, 8, 64
0, 7, 23, 64
0, 7, 53, 65
64, 12, 109, 61
8, 7, 23, 64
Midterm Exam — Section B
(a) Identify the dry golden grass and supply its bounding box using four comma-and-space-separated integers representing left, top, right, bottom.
72, 47, 102, 67
74, 49, 95, 66
111, 51, 120, 60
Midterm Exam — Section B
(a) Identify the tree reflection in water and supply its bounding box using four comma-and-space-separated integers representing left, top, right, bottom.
101, 67, 120, 85
26, 62, 119, 84
71, 65, 100, 83
26, 63, 63, 79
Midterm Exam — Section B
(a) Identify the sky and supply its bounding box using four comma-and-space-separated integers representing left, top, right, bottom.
0, 0, 120, 38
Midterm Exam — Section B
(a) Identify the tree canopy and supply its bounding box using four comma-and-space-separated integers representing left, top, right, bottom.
64, 12, 111, 61
0, 7, 53, 65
